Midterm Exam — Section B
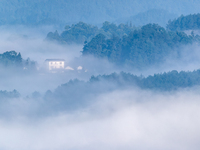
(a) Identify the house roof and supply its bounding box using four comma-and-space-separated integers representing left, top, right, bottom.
45, 59, 65, 61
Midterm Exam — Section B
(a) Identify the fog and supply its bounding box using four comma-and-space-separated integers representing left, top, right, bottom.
1, 88, 200, 150
0, 26, 80, 95
1, 25, 200, 150
0, 26, 127, 95
161, 43, 200, 70
1, 26, 200, 95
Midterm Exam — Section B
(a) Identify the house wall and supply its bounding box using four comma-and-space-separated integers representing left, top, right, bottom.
48, 61, 65, 70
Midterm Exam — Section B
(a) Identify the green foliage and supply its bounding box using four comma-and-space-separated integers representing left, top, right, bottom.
100, 21, 135, 37
0, 51, 37, 71
91, 70, 200, 90
44, 69, 200, 107
0, 51, 22, 67
141, 70, 200, 90
83, 23, 195, 68
167, 13, 200, 31
83, 33, 107, 56
46, 21, 136, 44
60, 22, 98, 44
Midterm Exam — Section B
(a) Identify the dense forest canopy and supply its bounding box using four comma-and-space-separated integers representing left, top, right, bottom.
46, 13, 200, 69
167, 13, 200, 31
0, 51, 22, 67
89, 70, 200, 90
0, 51, 37, 71
46, 21, 137, 44
82, 23, 198, 68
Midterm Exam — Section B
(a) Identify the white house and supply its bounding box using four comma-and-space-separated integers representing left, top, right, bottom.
45, 59, 65, 70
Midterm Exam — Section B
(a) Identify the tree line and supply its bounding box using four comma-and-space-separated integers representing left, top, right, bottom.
42, 69, 200, 110
0, 90, 20, 99
0, 51, 37, 71
3, 69, 200, 108
46, 21, 137, 44
167, 13, 200, 31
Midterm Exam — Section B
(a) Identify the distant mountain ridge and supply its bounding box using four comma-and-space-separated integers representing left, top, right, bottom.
0, 0, 199, 26
114, 9, 177, 27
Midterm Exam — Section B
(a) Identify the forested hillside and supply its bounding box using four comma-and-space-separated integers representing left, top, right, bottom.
167, 13, 200, 31
3, 69, 200, 106
90, 70, 200, 90
46, 21, 137, 44
0, 51, 36, 71
83, 23, 198, 68
43, 70, 200, 110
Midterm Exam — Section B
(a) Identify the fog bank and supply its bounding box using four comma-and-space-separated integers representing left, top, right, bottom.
0, 88, 200, 150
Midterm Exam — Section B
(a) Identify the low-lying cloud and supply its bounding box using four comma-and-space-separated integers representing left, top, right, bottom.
1, 26, 200, 150
0, 88, 200, 150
